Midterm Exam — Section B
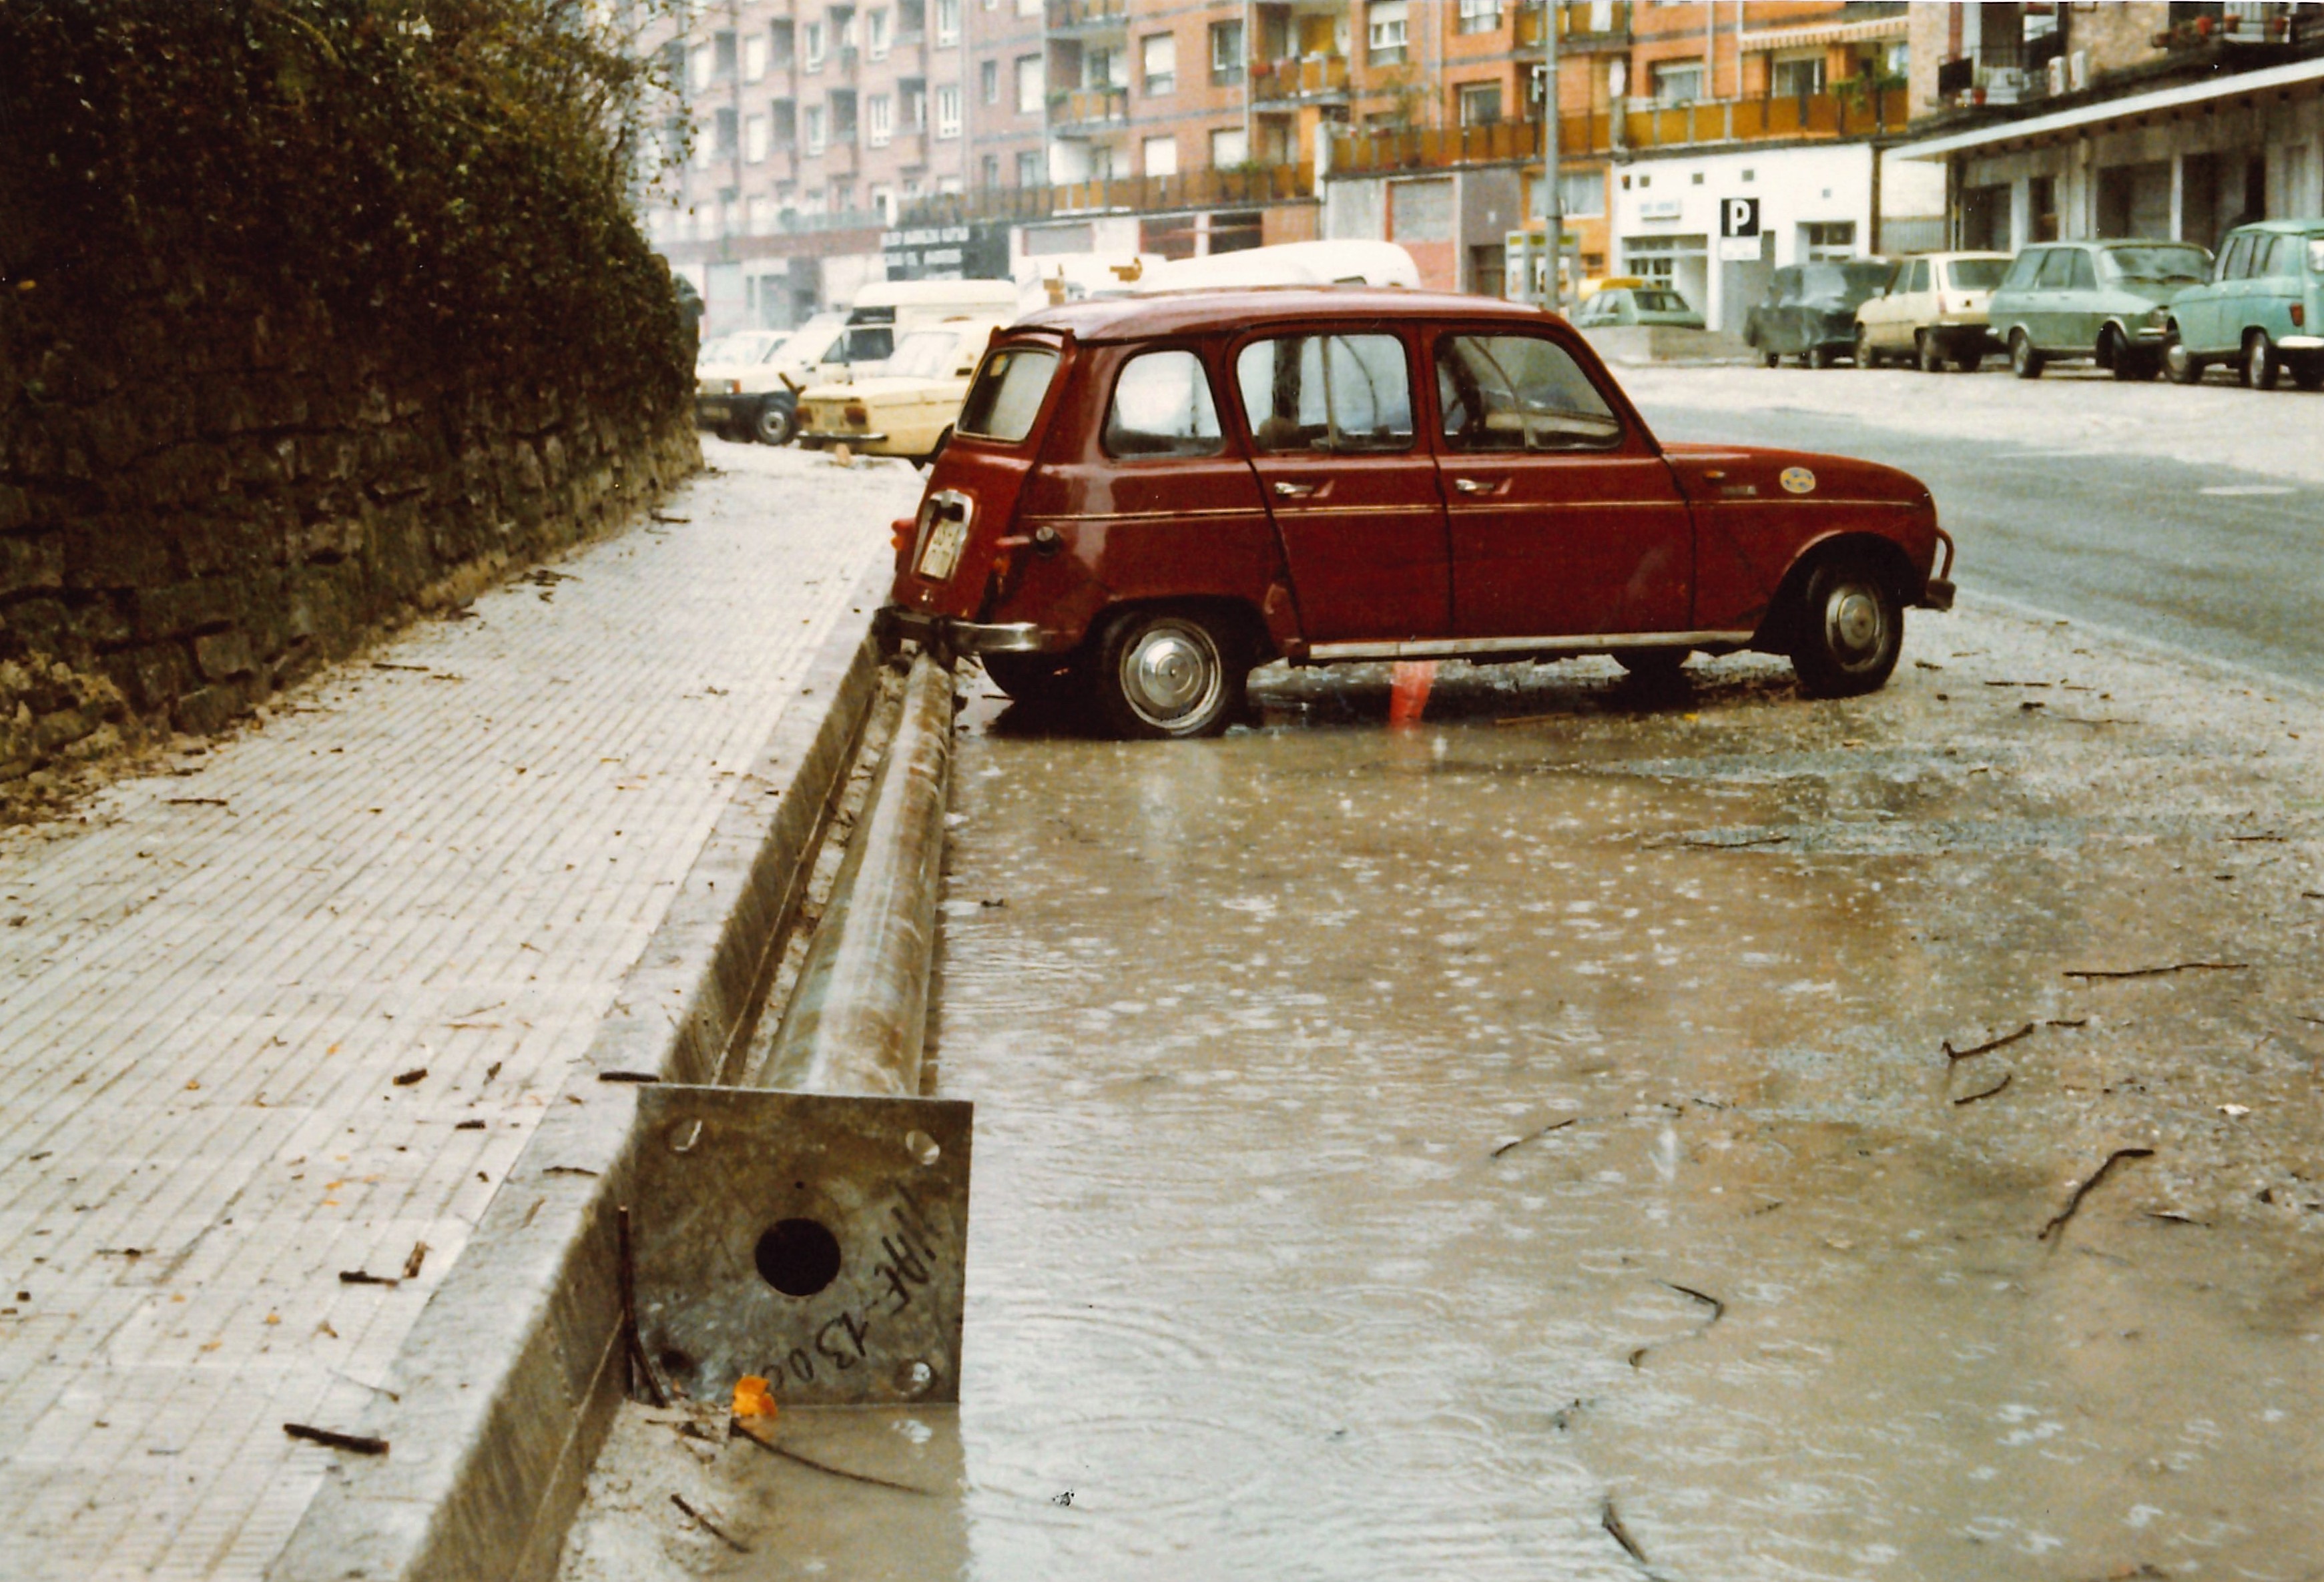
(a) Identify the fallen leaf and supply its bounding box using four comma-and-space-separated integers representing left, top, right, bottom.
733, 1375, 777, 1420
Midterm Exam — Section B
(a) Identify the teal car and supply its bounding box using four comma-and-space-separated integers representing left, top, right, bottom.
1987, 239, 2214, 381
2162, 220, 2324, 390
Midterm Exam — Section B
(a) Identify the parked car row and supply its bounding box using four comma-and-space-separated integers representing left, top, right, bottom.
1742, 220, 2324, 391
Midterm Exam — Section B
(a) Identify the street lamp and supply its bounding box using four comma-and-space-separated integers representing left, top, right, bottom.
1540, 2, 1563, 311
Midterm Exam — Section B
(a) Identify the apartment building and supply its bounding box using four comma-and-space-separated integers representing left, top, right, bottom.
1891, 1, 2324, 254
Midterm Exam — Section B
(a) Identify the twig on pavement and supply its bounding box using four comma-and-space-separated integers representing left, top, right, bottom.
730, 1419, 933, 1494
282, 1423, 388, 1455
1954, 1074, 2013, 1106
1601, 1498, 1649, 1565
1490, 1118, 1576, 1158
1944, 1022, 2034, 1062
2038, 1148, 2156, 1241
2064, 962, 2247, 981
669, 1494, 748, 1551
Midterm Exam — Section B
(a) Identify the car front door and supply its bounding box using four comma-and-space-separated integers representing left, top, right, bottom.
1234, 329, 1450, 643
1428, 328, 1692, 639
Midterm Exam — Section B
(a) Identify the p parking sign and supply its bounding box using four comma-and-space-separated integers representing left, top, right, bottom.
1721, 197, 1761, 238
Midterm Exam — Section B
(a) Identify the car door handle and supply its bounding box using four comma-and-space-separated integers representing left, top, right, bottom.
1272, 480, 1318, 499
1451, 477, 1499, 496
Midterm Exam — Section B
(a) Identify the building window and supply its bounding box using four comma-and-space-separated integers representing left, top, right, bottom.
980, 58, 999, 103
1016, 0, 1039, 13
770, 20, 796, 69
1458, 82, 1502, 125
713, 107, 740, 157
1651, 61, 1702, 105
804, 20, 826, 68
1456, 0, 1502, 35
936, 83, 962, 137
981, 153, 1001, 186
1016, 149, 1044, 186
905, 86, 926, 131
832, 181, 856, 213
870, 9, 892, 56
936, 0, 960, 44
1772, 53, 1825, 97
746, 113, 770, 161
1085, 45, 1125, 88
1143, 134, 1178, 176
1141, 33, 1177, 96
1559, 167, 1605, 217
806, 103, 827, 153
1367, 1, 1408, 65
713, 31, 738, 80
1211, 126, 1248, 167
1801, 221, 1856, 261
1016, 54, 1044, 114
744, 33, 768, 81
689, 43, 712, 90
1209, 20, 1244, 85
867, 93, 892, 145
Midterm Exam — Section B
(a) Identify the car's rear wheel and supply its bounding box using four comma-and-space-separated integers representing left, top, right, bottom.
2245, 330, 2281, 391
751, 400, 797, 446
1916, 330, 1945, 374
2010, 330, 2044, 380
1762, 348, 1780, 369
2102, 325, 2135, 380
1613, 647, 1691, 681
980, 653, 1083, 710
1805, 343, 1834, 370
2163, 327, 2203, 384
1790, 553, 1903, 699
1093, 607, 1246, 739
1853, 328, 1877, 368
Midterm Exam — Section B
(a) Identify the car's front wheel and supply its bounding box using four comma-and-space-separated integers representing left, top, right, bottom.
752, 400, 797, 446
2163, 327, 2204, 384
1806, 343, 1835, 370
1854, 328, 1879, 369
1790, 554, 1903, 699
1093, 607, 1247, 739
2010, 330, 2044, 380
1762, 349, 1781, 369
1916, 330, 1946, 374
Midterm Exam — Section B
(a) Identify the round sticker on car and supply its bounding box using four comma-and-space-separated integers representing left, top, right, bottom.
1779, 466, 1817, 495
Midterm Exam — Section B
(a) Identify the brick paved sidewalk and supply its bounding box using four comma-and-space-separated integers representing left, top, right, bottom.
0, 442, 922, 1581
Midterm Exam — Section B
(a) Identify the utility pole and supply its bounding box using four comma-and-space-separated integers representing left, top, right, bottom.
1540, 2, 1563, 309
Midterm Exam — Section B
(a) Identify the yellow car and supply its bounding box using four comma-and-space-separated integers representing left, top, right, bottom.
794, 318, 1009, 464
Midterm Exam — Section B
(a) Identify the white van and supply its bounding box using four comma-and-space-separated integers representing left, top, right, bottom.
695, 279, 1021, 446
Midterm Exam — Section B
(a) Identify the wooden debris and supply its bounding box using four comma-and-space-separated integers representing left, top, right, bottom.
669, 1493, 748, 1552
730, 1420, 932, 1494
1601, 1497, 1649, 1565
2063, 962, 2247, 981
2038, 1149, 2156, 1241
1954, 1074, 2013, 1107
1490, 1118, 1576, 1159
1944, 1022, 2034, 1062
282, 1423, 388, 1455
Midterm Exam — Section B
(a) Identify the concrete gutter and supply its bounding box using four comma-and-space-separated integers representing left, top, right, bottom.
269, 566, 893, 1582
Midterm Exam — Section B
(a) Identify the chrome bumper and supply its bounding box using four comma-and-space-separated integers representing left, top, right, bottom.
879, 606, 1047, 655
798, 431, 888, 449
2279, 335, 2324, 351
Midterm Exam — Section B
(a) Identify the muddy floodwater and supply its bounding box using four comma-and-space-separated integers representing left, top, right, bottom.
563, 601, 2324, 1582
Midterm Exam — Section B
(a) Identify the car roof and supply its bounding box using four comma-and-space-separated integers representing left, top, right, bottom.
2225, 218, 2324, 236
1010, 286, 1556, 343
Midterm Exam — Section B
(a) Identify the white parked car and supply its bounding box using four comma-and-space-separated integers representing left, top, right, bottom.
793, 319, 1009, 464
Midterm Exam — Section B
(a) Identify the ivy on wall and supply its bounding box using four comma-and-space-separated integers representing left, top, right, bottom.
0, 0, 690, 400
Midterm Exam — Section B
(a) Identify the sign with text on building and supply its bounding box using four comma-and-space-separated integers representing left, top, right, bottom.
1718, 196, 1764, 262
880, 223, 1009, 282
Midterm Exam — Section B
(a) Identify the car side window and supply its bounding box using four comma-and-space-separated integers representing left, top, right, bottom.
2217, 235, 2250, 282
1103, 350, 1224, 458
2036, 250, 2076, 289
2255, 235, 2287, 279
1907, 259, 1930, 293
2001, 251, 2043, 290
2069, 252, 2097, 290
1236, 334, 1414, 454
1434, 334, 1623, 454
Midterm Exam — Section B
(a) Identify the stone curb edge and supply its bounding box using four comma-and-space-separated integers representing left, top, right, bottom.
267, 562, 894, 1582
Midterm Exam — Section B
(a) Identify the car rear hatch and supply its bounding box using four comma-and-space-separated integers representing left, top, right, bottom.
890, 331, 1071, 625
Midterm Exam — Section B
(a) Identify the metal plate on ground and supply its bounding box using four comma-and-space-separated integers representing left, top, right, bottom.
629, 1084, 972, 1407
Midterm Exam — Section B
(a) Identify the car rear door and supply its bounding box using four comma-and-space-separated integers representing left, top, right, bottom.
1233, 328, 1450, 643
1427, 326, 1691, 639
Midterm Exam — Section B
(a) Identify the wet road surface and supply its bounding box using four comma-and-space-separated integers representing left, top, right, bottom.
1636, 383, 2324, 687
565, 603, 2324, 1582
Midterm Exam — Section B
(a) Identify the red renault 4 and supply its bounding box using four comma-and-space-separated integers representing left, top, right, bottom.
882, 288, 1955, 739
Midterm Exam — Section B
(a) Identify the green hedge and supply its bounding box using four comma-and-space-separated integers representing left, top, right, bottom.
0, 0, 688, 402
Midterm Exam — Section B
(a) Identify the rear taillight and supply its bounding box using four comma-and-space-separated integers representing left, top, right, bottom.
2294, 304, 2307, 328
891, 517, 914, 552
844, 404, 868, 426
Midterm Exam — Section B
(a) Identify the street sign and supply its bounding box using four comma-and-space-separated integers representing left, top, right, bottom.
1721, 197, 1761, 238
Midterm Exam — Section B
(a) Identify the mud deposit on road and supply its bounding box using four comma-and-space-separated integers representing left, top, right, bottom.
563, 599, 2323, 1581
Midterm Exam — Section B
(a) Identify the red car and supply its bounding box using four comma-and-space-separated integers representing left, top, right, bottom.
883, 289, 1955, 739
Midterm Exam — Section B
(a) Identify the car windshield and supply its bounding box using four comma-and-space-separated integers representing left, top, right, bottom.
1799, 262, 1894, 302
884, 330, 965, 380
697, 330, 781, 366
2103, 244, 2211, 282
1947, 258, 2009, 291
1633, 290, 1690, 312
956, 346, 1058, 442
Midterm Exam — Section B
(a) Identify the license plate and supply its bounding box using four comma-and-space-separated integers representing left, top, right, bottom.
917, 516, 968, 581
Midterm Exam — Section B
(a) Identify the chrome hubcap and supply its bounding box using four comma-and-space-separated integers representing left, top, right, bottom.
1121, 621, 1220, 725
1825, 585, 1884, 664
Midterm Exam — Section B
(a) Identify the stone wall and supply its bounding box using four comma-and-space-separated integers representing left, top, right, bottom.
0, 283, 699, 789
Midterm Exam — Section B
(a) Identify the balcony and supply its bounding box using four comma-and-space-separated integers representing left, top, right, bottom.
1051, 85, 1129, 130
1518, 1, 1629, 49
1251, 53, 1351, 102
1047, 0, 1128, 34
1325, 87, 1912, 175
896, 163, 1314, 228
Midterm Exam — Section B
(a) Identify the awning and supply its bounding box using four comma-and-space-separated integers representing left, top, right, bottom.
1890, 55, 2324, 160
1736, 16, 1909, 53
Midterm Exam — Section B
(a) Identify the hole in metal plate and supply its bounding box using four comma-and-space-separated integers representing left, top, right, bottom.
754, 1217, 842, 1297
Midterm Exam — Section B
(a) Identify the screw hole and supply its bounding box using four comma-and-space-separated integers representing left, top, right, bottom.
668, 1119, 703, 1154
898, 1359, 935, 1396
904, 1130, 940, 1168
754, 1218, 842, 1298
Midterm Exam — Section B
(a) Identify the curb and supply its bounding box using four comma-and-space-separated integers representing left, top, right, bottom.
268, 565, 892, 1582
